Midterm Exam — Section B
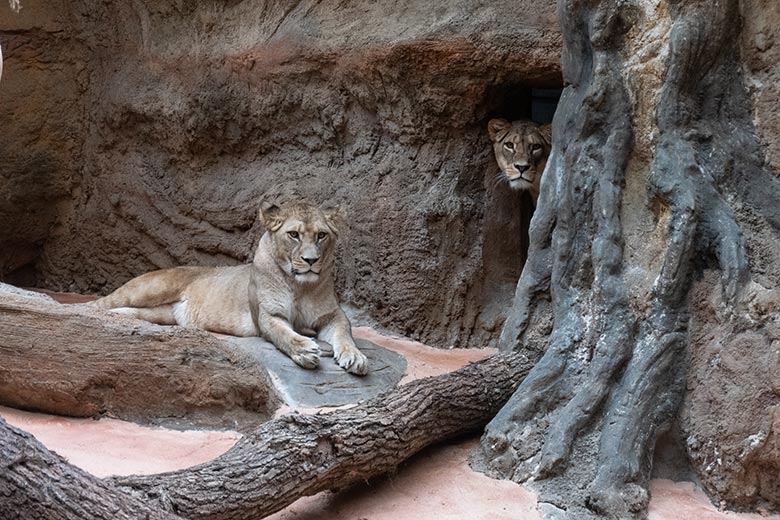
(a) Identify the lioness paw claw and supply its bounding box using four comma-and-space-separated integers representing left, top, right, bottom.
334, 348, 369, 376
290, 339, 321, 369
292, 352, 320, 369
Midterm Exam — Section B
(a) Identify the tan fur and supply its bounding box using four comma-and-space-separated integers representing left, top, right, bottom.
487, 118, 552, 206
93, 202, 368, 375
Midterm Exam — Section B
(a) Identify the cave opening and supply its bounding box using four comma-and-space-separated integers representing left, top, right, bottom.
481, 84, 562, 126
471, 84, 562, 344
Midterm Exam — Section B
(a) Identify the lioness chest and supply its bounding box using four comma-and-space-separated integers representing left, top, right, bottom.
248, 270, 338, 334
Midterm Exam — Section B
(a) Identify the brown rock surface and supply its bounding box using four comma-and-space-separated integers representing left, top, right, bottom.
667, 0, 780, 512
681, 274, 780, 512
742, 0, 780, 179
0, 0, 561, 349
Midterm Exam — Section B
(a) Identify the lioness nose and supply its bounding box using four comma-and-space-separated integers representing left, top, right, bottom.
515, 163, 530, 173
302, 256, 319, 265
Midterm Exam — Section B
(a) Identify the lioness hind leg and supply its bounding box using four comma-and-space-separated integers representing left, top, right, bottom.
110, 305, 177, 325
93, 267, 210, 310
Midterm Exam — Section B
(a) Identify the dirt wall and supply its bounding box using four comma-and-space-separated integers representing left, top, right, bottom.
0, 0, 562, 348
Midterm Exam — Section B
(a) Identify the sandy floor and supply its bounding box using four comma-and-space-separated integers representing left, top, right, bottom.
0, 406, 240, 478
1, 325, 777, 520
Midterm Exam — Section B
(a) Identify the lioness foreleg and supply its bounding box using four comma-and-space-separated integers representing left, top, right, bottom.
318, 312, 368, 376
257, 315, 321, 369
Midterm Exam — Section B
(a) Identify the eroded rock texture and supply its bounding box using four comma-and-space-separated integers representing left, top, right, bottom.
0, 0, 561, 349
478, 0, 780, 517
679, 1, 780, 513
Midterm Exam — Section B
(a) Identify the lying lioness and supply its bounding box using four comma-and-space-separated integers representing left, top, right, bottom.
93, 201, 368, 375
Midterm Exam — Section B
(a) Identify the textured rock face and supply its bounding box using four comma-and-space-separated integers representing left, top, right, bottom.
676, 1, 780, 513
743, 0, 780, 178
0, 0, 561, 348
682, 275, 780, 512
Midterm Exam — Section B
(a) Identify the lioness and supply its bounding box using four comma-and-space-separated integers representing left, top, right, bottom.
487, 118, 552, 206
93, 201, 368, 375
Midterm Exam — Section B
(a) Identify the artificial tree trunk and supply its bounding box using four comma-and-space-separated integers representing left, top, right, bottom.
478, 0, 780, 518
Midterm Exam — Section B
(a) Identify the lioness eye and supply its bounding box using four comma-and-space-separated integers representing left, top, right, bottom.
532, 143, 542, 150
287, 231, 299, 239
317, 231, 328, 240
503, 142, 515, 151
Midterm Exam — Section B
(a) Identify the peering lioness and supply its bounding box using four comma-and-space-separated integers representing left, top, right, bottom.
93, 201, 368, 375
487, 118, 552, 206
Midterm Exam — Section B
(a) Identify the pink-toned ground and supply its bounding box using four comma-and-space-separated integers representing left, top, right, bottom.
0, 406, 240, 478
2, 323, 777, 520
353, 325, 497, 382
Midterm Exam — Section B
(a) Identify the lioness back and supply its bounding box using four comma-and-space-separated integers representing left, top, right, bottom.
94, 265, 257, 336
175, 265, 256, 336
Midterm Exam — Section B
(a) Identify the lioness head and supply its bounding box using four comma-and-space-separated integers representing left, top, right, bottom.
259, 201, 345, 283
487, 118, 552, 204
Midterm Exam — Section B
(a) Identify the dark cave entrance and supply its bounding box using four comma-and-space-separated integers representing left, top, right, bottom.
482, 85, 561, 126
472, 84, 562, 343
487, 86, 561, 268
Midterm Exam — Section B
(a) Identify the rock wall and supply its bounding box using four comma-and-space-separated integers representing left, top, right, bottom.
678, 1, 780, 511
0, 0, 561, 349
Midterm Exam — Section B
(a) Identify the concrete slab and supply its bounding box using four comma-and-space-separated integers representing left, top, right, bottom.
227, 337, 407, 408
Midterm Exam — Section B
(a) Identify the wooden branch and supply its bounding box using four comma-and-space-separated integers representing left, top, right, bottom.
0, 285, 278, 429
111, 351, 531, 519
0, 417, 181, 520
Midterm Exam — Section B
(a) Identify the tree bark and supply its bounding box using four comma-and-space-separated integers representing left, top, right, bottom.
1, 350, 533, 519
110, 351, 533, 519
0, 417, 181, 520
0, 284, 277, 429
479, 0, 780, 518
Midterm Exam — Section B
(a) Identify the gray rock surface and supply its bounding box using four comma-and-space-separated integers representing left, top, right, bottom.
228, 337, 407, 408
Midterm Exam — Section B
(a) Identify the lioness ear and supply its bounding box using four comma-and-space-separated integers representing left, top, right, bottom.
488, 119, 512, 142
323, 205, 346, 235
258, 203, 284, 232
538, 123, 553, 148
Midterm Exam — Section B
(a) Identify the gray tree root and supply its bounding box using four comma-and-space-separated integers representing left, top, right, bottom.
480, 0, 766, 518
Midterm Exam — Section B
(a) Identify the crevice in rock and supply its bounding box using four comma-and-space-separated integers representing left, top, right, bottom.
461, 84, 563, 350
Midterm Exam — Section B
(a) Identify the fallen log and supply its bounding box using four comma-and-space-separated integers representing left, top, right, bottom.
0, 284, 278, 429
0, 283, 533, 519
0, 416, 181, 520
1, 351, 529, 519
111, 351, 531, 519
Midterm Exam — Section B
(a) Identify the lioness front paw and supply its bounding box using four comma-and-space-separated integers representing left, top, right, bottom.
334, 346, 369, 376
290, 338, 321, 370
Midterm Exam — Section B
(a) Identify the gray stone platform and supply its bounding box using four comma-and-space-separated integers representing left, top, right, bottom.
227, 337, 407, 408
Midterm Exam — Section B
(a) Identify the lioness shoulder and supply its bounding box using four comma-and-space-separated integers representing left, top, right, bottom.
93, 201, 368, 375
